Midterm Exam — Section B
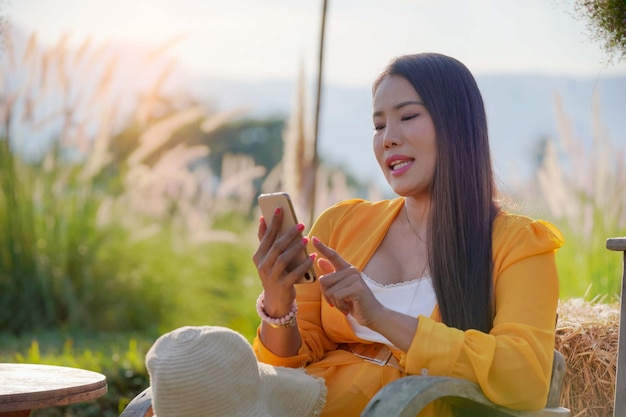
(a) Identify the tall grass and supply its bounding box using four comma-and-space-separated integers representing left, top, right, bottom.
529, 92, 625, 298
0, 28, 264, 334
0, 137, 145, 331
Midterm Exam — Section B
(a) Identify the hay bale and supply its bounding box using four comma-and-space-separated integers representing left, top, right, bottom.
556, 298, 620, 416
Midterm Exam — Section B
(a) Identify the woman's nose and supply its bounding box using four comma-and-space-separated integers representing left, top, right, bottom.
382, 123, 401, 148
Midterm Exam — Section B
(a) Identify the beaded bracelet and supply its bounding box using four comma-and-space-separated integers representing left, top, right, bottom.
256, 291, 298, 328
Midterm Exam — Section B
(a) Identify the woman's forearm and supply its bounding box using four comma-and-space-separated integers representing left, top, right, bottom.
259, 323, 303, 357
368, 307, 419, 352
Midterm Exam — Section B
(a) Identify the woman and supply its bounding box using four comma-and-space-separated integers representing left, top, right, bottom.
252, 53, 563, 417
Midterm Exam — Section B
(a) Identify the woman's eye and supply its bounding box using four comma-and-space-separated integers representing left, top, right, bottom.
373, 124, 385, 131
401, 114, 418, 121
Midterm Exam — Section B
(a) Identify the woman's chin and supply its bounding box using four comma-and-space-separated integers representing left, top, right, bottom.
387, 182, 410, 197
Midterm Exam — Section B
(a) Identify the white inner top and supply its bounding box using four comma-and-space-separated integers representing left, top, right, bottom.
347, 272, 437, 347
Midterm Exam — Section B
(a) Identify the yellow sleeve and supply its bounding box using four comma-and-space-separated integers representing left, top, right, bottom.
404, 216, 563, 410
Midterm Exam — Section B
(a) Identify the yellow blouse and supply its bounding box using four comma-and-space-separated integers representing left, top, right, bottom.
253, 198, 563, 417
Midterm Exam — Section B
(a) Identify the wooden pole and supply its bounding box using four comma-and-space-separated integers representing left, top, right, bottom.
607, 237, 626, 417
308, 0, 328, 226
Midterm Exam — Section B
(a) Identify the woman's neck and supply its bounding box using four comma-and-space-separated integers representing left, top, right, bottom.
403, 197, 430, 234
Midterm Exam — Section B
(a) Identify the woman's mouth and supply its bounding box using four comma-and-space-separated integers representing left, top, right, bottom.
390, 160, 412, 171
388, 158, 414, 175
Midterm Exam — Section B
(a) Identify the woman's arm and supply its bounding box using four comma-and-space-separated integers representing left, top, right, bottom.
252, 208, 312, 357
403, 218, 563, 410
253, 205, 342, 366
312, 237, 420, 351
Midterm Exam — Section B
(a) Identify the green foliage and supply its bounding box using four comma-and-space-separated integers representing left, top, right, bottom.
0, 139, 262, 333
0, 29, 269, 334
132, 232, 263, 336
574, 0, 626, 63
0, 331, 153, 417
556, 224, 624, 299
0, 131, 218, 332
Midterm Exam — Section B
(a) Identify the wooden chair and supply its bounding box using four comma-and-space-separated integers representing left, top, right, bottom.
361, 349, 570, 416
607, 236, 626, 417
120, 387, 152, 417
120, 349, 569, 417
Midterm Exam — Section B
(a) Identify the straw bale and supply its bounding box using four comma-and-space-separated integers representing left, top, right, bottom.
556, 298, 620, 417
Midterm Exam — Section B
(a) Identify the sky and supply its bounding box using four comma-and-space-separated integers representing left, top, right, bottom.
6, 0, 626, 88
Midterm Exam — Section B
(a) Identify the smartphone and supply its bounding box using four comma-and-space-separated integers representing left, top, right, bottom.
257, 192, 316, 283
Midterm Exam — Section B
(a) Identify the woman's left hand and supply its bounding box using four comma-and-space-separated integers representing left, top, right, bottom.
312, 236, 384, 327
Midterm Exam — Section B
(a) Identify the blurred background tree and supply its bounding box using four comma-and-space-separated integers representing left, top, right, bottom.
573, 0, 626, 63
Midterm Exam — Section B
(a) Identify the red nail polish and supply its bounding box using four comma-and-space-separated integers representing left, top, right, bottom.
309, 253, 317, 260
301, 237, 309, 245
296, 223, 305, 232
274, 207, 281, 215
312, 236, 320, 244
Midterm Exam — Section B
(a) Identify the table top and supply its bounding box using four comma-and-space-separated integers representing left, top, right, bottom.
0, 363, 107, 412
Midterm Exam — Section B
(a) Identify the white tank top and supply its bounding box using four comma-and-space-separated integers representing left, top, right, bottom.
346, 272, 437, 347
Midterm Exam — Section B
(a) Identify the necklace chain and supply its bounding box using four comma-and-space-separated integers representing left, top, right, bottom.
404, 203, 429, 278
404, 204, 426, 243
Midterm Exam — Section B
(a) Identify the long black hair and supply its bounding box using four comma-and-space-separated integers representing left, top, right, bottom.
373, 53, 499, 332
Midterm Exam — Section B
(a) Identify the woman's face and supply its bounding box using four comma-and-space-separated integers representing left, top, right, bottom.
372, 75, 437, 198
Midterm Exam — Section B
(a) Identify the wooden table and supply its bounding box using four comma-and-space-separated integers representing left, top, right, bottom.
0, 363, 107, 416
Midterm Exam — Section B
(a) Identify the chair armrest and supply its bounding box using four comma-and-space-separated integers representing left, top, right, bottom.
120, 387, 153, 417
361, 375, 571, 417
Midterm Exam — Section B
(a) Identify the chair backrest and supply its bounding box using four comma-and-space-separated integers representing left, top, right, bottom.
546, 349, 567, 408
607, 237, 626, 417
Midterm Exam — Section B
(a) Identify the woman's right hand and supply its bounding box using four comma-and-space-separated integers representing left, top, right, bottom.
252, 207, 314, 318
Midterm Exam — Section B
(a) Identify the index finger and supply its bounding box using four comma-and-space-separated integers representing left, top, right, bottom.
312, 236, 351, 270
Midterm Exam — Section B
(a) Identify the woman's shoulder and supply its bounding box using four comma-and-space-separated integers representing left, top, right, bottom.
494, 212, 563, 239
318, 197, 402, 219
311, 198, 403, 236
492, 211, 564, 266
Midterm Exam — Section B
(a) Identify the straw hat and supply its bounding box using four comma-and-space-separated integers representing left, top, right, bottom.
145, 326, 327, 417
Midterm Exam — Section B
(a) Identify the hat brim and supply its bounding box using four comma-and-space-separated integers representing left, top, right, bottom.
257, 363, 327, 417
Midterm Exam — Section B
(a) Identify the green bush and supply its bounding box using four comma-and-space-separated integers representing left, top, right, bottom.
0, 29, 267, 334
0, 140, 184, 332
0, 144, 262, 332
1, 332, 152, 417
